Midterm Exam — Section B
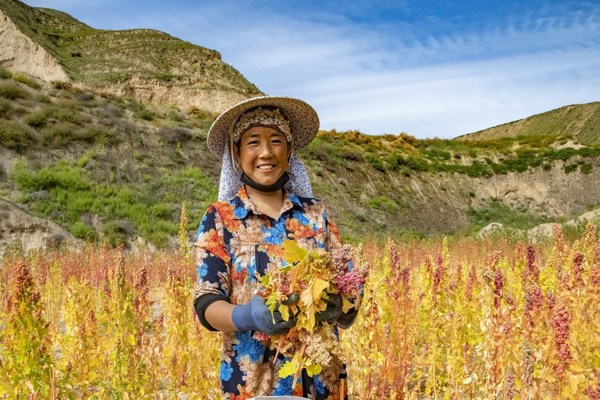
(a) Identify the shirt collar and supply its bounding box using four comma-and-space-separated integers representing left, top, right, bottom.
231, 185, 305, 220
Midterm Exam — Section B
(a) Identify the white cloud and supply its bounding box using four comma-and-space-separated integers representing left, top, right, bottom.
19, 1, 600, 138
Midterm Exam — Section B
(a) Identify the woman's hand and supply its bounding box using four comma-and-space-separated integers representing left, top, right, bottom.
231, 294, 295, 335
315, 293, 343, 323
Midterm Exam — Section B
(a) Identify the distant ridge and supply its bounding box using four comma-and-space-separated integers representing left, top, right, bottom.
456, 102, 600, 146
0, 0, 262, 114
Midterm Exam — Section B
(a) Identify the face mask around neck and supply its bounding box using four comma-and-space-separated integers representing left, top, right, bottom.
240, 171, 290, 193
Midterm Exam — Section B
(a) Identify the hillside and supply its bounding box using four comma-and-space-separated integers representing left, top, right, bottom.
1, 66, 600, 251
1, 0, 600, 253
0, 0, 262, 113
457, 102, 600, 146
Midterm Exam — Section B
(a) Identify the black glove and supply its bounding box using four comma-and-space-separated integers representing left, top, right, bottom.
315, 293, 343, 324
335, 307, 358, 329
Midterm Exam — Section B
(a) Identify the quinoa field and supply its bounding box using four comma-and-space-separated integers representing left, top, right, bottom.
1, 224, 599, 399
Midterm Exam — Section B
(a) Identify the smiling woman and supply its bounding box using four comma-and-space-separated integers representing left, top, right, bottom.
192, 96, 358, 399
235, 126, 291, 209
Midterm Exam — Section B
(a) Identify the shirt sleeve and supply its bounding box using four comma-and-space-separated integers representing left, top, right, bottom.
193, 204, 232, 306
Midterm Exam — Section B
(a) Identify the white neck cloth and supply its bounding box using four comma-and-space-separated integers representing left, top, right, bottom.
218, 141, 314, 201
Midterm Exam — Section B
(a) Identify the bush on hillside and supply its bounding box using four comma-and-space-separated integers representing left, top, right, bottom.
13, 73, 41, 89
0, 66, 12, 79
0, 82, 29, 100
0, 120, 38, 152
0, 99, 12, 118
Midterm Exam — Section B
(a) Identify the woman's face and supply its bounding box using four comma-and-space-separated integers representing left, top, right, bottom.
235, 126, 290, 188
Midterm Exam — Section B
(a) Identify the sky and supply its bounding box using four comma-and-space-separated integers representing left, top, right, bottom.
22, 0, 600, 139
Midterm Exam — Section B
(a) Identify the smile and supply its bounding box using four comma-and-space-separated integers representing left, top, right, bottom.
257, 165, 276, 170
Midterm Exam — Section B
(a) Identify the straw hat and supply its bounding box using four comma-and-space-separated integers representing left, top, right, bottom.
207, 96, 320, 156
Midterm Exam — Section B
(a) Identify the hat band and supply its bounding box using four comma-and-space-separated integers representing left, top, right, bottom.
230, 107, 293, 144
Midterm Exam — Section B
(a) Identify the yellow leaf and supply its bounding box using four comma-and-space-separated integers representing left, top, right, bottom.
305, 363, 322, 377
279, 360, 299, 378
128, 334, 136, 346
280, 304, 290, 321
300, 287, 313, 308
569, 363, 584, 373
311, 278, 329, 301
283, 239, 308, 264
342, 297, 353, 313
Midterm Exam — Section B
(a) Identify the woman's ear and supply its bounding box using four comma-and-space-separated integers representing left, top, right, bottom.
233, 142, 240, 162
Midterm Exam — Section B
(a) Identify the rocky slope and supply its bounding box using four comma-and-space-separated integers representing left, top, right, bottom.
0, 7, 69, 81
311, 152, 600, 236
0, 198, 77, 258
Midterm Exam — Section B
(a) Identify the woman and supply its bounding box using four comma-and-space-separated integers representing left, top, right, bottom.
193, 96, 357, 399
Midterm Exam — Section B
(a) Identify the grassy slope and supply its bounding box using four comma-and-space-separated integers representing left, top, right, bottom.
0, 0, 260, 95
456, 102, 600, 146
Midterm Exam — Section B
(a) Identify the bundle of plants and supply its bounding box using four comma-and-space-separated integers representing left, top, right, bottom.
256, 240, 368, 387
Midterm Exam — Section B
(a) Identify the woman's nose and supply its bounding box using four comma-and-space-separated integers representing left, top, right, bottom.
257, 142, 273, 157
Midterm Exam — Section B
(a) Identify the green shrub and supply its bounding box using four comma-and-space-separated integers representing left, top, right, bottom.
136, 109, 155, 121
41, 122, 79, 147
102, 220, 128, 247
12, 162, 91, 191
368, 155, 386, 172
468, 198, 549, 230
464, 161, 492, 177
76, 150, 97, 168
13, 73, 41, 89
366, 195, 397, 211
48, 107, 90, 125
34, 93, 52, 104
74, 127, 120, 145
338, 144, 364, 162
150, 203, 173, 219
547, 147, 578, 161
303, 138, 342, 164
564, 163, 578, 174
24, 110, 49, 128
0, 99, 12, 118
581, 163, 593, 174
147, 231, 168, 248
0, 119, 38, 152
160, 126, 193, 144
0, 66, 12, 79
0, 82, 29, 100
71, 221, 98, 241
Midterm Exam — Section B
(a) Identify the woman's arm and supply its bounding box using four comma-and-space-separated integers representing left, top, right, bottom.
204, 300, 237, 332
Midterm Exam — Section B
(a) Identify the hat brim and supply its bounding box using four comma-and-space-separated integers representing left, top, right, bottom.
207, 96, 320, 156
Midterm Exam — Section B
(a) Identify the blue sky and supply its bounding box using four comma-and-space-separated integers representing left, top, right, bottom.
23, 0, 600, 139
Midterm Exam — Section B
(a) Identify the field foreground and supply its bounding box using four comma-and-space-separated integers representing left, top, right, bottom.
1, 225, 600, 399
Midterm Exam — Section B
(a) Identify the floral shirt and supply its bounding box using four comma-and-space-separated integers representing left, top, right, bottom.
194, 186, 348, 400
